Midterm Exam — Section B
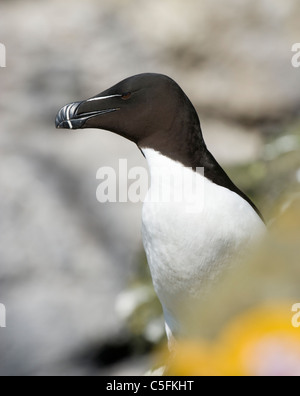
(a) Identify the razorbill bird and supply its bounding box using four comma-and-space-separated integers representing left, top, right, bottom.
56, 73, 265, 344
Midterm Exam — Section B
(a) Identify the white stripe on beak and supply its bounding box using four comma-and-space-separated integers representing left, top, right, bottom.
87, 94, 122, 102
66, 104, 73, 129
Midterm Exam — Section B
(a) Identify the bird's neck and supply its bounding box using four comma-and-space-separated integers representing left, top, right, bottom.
139, 114, 207, 171
140, 122, 264, 221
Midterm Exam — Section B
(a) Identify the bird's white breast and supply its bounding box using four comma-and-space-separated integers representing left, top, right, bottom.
141, 149, 265, 337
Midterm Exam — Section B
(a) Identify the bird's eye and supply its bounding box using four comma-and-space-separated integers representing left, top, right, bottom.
121, 92, 132, 100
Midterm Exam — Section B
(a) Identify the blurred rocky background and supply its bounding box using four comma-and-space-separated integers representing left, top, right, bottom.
0, 0, 299, 376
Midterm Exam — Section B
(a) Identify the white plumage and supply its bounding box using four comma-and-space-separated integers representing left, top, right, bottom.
142, 148, 265, 342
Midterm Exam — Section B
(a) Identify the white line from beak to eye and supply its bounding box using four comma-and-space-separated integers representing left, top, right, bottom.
66, 104, 73, 129
87, 94, 122, 102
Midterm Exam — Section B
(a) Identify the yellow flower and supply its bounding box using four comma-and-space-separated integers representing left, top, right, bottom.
165, 303, 300, 376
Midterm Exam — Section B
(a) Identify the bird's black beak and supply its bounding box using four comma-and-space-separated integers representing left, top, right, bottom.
55, 95, 121, 130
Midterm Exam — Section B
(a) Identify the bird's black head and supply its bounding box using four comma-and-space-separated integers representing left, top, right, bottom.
55, 73, 202, 152
55, 73, 264, 219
